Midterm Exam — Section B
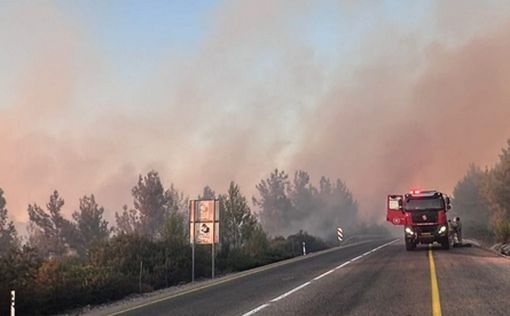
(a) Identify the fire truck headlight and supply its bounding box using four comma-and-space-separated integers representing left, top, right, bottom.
438, 225, 447, 234
405, 227, 414, 235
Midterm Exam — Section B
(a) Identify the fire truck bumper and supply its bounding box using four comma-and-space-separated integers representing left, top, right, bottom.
405, 225, 448, 244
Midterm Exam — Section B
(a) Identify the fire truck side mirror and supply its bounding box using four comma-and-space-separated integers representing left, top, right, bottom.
446, 197, 451, 210
398, 199, 403, 210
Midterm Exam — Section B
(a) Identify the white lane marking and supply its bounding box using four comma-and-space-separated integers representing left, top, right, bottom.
240, 239, 397, 316
334, 261, 350, 270
270, 281, 311, 302
350, 255, 362, 262
313, 269, 335, 281
241, 303, 269, 316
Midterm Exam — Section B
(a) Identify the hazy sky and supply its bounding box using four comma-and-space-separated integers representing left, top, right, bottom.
1, 0, 510, 227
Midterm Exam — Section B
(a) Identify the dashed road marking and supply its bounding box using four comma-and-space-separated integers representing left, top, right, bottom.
108, 240, 380, 316
270, 282, 311, 302
313, 269, 335, 281
241, 239, 397, 316
241, 303, 270, 316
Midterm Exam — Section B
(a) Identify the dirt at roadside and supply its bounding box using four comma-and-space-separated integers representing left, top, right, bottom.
492, 243, 510, 256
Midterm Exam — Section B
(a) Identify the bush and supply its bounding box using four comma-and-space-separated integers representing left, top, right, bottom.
495, 220, 510, 243
286, 230, 327, 254
2, 229, 332, 315
0, 246, 42, 315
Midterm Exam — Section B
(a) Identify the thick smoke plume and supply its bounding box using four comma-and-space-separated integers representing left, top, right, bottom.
292, 20, 510, 220
1, 1, 510, 237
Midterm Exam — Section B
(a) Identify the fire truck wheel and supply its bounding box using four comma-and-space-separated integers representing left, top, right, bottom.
440, 236, 450, 250
405, 239, 416, 251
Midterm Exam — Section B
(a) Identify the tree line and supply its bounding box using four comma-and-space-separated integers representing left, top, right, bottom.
254, 169, 361, 240
0, 169, 371, 315
452, 139, 510, 243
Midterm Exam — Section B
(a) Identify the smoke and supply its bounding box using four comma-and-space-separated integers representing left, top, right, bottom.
1, 1, 510, 235
291, 19, 510, 221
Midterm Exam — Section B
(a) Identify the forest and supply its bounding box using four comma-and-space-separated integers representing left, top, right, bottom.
0, 168, 377, 315
2, 138, 508, 314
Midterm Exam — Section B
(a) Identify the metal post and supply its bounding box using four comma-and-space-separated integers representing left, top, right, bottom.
139, 260, 143, 293
191, 200, 195, 282
302, 241, 306, 256
165, 247, 168, 288
212, 200, 215, 279
192, 240, 195, 282
10, 290, 15, 316
211, 238, 215, 278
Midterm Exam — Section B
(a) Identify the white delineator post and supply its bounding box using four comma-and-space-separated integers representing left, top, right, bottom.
302, 241, 307, 256
337, 227, 344, 243
10, 290, 15, 316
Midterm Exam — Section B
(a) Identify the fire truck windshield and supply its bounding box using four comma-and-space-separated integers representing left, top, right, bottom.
404, 197, 444, 211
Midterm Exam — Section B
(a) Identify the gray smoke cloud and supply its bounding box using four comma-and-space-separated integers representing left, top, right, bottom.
1, 1, 509, 234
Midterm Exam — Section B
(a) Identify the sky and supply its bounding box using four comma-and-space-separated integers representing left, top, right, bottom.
1, 0, 510, 231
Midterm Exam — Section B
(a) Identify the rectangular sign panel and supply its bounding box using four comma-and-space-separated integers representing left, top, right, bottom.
189, 222, 220, 244
197, 200, 215, 222
189, 199, 220, 244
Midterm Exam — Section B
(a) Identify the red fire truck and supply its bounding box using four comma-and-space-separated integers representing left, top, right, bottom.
387, 190, 451, 250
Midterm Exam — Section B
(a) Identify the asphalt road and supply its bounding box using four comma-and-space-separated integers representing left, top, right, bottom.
101, 239, 510, 316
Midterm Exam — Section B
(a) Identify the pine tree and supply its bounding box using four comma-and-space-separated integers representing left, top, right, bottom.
115, 171, 187, 241
199, 186, 216, 200
115, 205, 141, 235
289, 170, 317, 223
72, 194, 111, 257
27, 191, 76, 257
253, 169, 292, 236
131, 171, 167, 239
489, 139, 510, 219
0, 188, 18, 257
161, 185, 187, 244
222, 182, 257, 249
452, 164, 491, 229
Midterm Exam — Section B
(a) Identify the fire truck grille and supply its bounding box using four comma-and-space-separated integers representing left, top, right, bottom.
416, 226, 437, 234
412, 211, 438, 224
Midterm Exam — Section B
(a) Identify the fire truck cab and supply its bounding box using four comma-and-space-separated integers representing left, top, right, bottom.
387, 190, 451, 250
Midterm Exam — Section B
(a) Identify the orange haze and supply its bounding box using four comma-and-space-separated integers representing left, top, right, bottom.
1, 2, 510, 231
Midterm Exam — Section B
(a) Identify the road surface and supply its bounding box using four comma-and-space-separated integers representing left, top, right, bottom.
98, 239, 510, 316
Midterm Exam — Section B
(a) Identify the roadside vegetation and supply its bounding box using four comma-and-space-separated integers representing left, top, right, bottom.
452, 139, 510, 244
0, 169, 386, 315
9, 134, 508, 315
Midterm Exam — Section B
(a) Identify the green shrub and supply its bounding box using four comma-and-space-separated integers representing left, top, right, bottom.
495, 219, 510, 243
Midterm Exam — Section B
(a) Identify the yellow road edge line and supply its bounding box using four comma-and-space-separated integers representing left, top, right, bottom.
428, 247, 442, 316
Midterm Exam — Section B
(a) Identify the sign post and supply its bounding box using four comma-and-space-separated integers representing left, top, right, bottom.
212, 201, 215, 279
190, 199, 220, 281
190, 200, 195, 282
337, 227, 344, 243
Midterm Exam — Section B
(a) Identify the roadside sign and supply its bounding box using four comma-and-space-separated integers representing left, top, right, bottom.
192, 222, 220, 244
190, 200, 218, 222
189, 199, 220, 244
189, 199, 220, 282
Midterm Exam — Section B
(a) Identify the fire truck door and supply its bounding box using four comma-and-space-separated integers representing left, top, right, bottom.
387, 194, 406, 225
